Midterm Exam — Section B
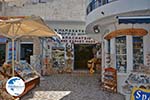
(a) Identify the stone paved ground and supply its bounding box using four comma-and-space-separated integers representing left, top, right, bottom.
21, 74, 125, 100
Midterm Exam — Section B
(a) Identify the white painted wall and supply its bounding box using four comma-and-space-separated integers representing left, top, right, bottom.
144, 34, 150, 65
4, 0, 86, 22
86, 0, 150, 26
46, 21, 86, 31
102, 23, 150, 100
110, 38, 116, 68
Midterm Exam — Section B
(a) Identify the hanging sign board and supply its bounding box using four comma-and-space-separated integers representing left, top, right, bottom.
131, 87, 150, 100
104, 28, 148, 40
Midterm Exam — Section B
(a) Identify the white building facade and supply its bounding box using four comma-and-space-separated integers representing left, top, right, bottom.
86, 0, 150, 99
0, 0, 99, 71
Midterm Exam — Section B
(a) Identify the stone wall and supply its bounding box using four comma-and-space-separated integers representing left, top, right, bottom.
5, 0, 86, 22
33, 37, 41, 55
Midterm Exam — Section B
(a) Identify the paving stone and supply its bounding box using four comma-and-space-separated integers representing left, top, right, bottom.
21, 74, 125, 100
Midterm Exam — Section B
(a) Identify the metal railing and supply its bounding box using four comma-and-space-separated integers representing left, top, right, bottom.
86, 0, 118, 15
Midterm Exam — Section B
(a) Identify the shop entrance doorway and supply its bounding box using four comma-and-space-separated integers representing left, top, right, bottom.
74, 44, 95, 70
20, 43, 33, 64
0, 44, 6, 66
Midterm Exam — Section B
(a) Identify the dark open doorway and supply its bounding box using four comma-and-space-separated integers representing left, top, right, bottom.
0, 44, 6, 66
20, 43, 33, 64
74, 44, 95, 70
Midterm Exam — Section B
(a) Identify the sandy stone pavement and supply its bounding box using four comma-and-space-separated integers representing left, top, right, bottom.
21, 74, 125, 100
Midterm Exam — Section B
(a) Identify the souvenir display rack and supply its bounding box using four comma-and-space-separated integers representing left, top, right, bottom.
146, 53, 150, 66
14, 61, 40, 97
0, 71, 16, 100
122, 65, 150, 94
132, 36, 143, 70
105, 53, 111, 67
14, 61, 40, 82
101, 67, 117, 93
0, 61, 40, 98
52, 46, 65, 71
64, 43, 73, 73
115, 36, 127, 73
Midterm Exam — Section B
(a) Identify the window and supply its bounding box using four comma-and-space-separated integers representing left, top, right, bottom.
133, 36, 143, 70
108, 39, 110, 53
54, 29, 57, 32
69, 29, 71, 32
116, 36, 127, 73
0, 44, 6, 66
65, 29, 68, 31
59, 29, 62, 32
107, 0, 113, 2
39, 0, 47, 3
20, 43, 33, 64
32, 0, 39, 4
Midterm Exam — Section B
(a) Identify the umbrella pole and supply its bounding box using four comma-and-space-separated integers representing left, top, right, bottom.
12, 39, 15, 77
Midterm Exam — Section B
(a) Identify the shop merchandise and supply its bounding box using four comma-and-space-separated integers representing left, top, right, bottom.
101, 67, 117, 93
122, 65, 150, 94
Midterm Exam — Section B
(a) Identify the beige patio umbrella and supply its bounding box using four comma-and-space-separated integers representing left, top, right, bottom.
0, 16, 60, 76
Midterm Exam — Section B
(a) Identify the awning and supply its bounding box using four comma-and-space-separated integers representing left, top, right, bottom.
117, 16, 150, 24
104, 28, 148, 40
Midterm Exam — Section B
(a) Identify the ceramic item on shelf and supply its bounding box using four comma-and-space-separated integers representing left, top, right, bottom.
122, 84, 133, 94
146, 85, 150, 89
101, 67, 117, 93
119, 66, 125, 73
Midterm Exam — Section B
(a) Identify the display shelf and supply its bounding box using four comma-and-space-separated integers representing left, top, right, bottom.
101, 67, 117, 93
122, 71, 150, 94
146, 53, 150, 66
15, 61, 40, 98
115, 36, 127, 73
0, 71, 16, 100
0, 71, 6, 89
52, 46, 65, 69
14, 61, 40, 82
0, 61, 40, 98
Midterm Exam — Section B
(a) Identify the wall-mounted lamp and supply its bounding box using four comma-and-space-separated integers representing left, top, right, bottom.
101, 11, 104, 15
93, 25, 100, 33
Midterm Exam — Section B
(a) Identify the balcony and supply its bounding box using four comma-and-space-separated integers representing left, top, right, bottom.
86, 0, 150, 34
86, 0, 117, 15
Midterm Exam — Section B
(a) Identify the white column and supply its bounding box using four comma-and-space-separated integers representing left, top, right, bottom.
126, 35, 133, 73
104, 39, 111, 68
104, 40, 108, 53
101, 39, 106, 81
110, 38, 116, 68
101, 40, 105, 69
143, 35, 148, 65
